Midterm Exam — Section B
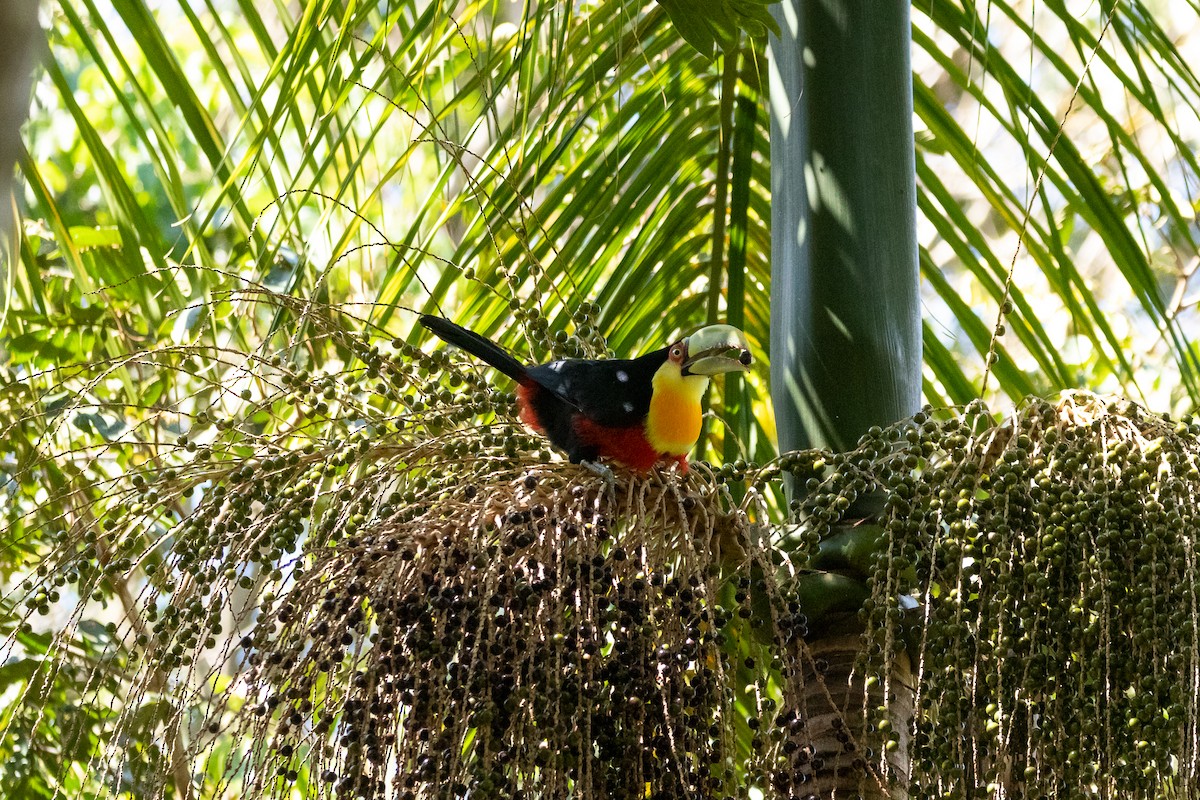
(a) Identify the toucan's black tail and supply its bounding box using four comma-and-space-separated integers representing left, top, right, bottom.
419, 315, 528, 382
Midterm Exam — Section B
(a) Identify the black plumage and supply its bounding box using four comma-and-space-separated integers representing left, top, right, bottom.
419, 315, 669, 465
525, 352, 666, 427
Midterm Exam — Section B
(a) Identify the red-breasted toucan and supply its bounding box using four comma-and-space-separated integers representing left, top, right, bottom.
419, 315, 752, 473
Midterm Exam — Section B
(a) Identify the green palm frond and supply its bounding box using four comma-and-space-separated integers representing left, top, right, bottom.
913, 0, 1200, 413
9, 0, 1199, 467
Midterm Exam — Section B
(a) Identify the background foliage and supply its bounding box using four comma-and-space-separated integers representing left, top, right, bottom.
2, 0, 1199, 797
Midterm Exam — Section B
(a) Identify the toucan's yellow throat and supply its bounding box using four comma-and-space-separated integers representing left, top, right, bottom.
646, 366, 710, 456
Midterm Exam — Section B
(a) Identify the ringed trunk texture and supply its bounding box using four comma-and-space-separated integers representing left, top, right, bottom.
801, 634, 913, 799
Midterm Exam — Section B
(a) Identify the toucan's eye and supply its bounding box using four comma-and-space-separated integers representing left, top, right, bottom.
671, 346, 682, 358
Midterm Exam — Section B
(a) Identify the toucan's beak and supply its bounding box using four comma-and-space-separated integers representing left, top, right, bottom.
681, 324, 753, 376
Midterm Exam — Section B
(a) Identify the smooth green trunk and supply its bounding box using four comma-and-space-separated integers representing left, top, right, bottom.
768, 0, 921, 453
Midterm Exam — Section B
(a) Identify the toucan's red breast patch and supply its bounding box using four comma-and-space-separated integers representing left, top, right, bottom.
572, 417, 662, 472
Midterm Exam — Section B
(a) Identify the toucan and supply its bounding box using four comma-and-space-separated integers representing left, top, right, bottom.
419, 315, 752, 473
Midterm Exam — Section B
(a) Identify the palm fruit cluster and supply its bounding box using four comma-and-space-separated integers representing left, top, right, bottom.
237, 466, 831, 800
789, 392, 1200, 799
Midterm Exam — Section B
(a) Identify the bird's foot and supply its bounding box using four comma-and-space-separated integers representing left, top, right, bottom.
581, 460, 616, 490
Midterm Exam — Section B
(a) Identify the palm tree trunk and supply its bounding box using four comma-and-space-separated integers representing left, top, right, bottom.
769, 2, 921, 797
800, 634, 913, 799
767, 0, 921, 453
